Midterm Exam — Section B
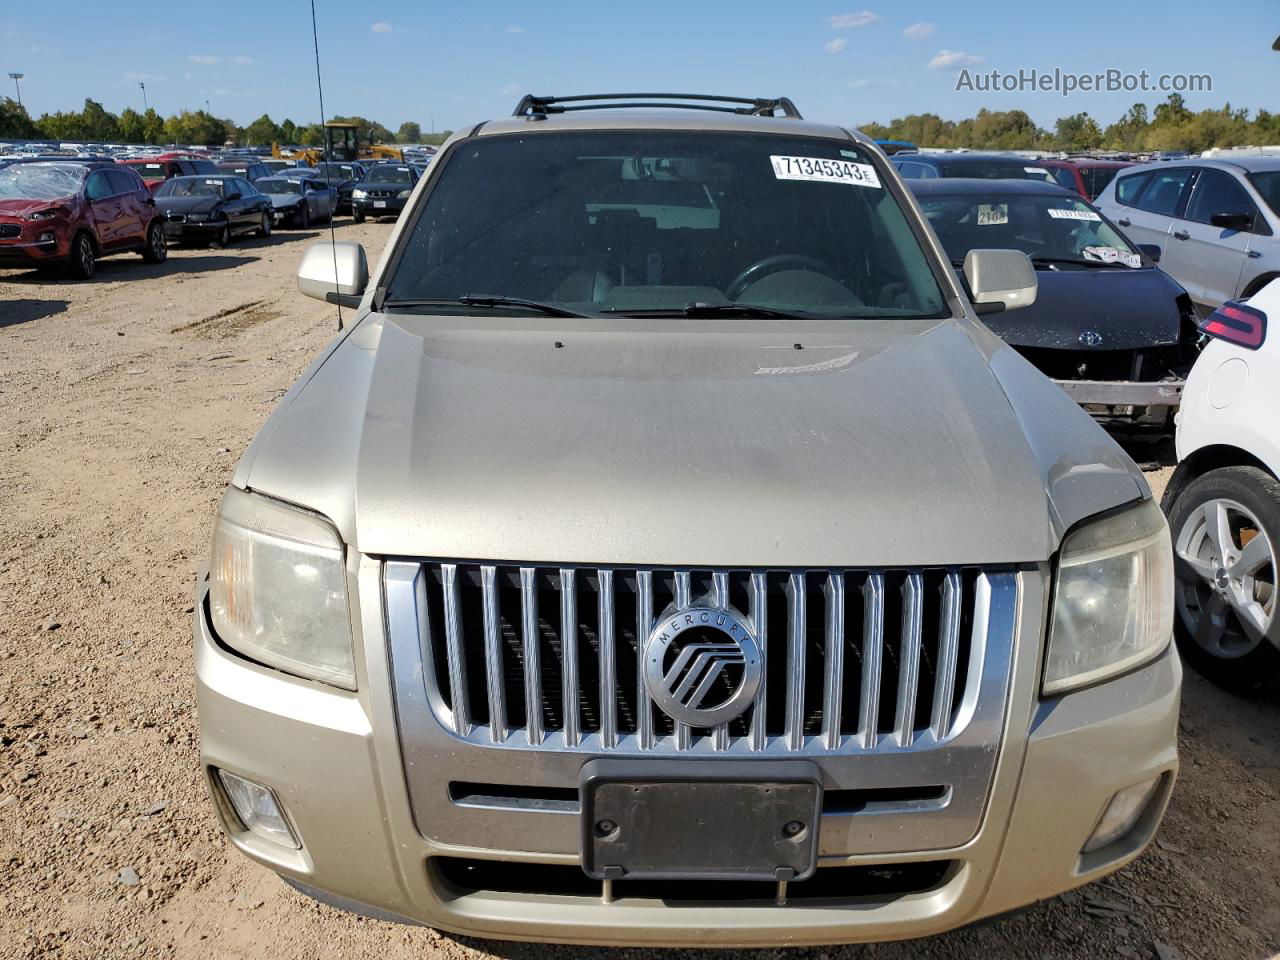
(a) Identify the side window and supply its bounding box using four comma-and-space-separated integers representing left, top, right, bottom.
1115, 171, 1153, 207
174, 161, 192, 176
85, 171, 112, 201
895, 161, 921, 179
106, 169, 136, 195
1134, 168, 1193, 217
1184, 169, 1255, 225
1052, 168, 1078, 191
238, 178, 258, 196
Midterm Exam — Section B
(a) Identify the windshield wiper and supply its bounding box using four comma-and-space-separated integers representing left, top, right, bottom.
1029, 255, 1127, 269
602, 301, 814, 320
381, 295, 590, 318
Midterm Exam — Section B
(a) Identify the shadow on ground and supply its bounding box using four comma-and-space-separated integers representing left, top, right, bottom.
1, 298, 68, 327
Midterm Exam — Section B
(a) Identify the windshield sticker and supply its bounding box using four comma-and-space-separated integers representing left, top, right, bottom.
205, 179, 221, 185
977, 203, 1008, 226
1047, 208, 1102, 221
1083, 245, 1120, 263
770, 155, 881, 188
1120, 252, 1143, 268
1024, 166, 1049, 174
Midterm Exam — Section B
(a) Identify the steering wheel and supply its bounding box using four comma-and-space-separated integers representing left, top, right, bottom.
725, 254, 839, 302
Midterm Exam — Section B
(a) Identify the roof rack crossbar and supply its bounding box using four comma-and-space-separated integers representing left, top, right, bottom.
512, 93, 802, 119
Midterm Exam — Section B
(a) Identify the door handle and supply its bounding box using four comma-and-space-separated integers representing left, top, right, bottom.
1173, 230, 1190, 241
1117, 217, 1130, 227
1248, 250, 1262, 259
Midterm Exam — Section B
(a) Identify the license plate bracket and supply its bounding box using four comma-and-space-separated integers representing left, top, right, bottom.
580, 758, 822, 882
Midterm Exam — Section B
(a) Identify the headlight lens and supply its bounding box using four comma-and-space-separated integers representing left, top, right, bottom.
209, 487, 355, 689
351, 188, 367, 199
26, 207, 64, 221
397, 188, 411, 198
1043, 498, 1173, 696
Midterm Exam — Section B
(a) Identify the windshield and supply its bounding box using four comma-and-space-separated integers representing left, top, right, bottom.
0, 163, 86, 200
1248, 171, 1280, 217
257, 179, 302, 195
366, 165, 412, 184
316, 163, 355, 179
384, 131, 947, 318
127, 161, 168, 181
156, 178, 227, 198
942, 161, 1055, 183
917, 192, 1141, 267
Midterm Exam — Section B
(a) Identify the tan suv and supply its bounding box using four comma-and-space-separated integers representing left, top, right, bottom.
193, 93, 1180, 946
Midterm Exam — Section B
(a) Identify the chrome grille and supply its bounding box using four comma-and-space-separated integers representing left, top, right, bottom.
0, 224, 21, 239
386, 563, 1012, 755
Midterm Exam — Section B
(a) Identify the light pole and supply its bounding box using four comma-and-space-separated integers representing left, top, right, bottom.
7, 72, 23, 108
138, 81, 148, 111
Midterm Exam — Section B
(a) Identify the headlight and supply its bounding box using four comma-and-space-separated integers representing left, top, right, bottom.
25, 207, 65, 221
209, 487, 355, 689
1043, 498, 1173, 695
351, 188, 367, 199
397, 188, 411, 199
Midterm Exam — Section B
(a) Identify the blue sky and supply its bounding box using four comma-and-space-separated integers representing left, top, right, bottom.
3, 1, 1277, 133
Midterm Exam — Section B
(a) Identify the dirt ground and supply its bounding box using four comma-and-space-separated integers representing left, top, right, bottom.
1, 225, 1277, 960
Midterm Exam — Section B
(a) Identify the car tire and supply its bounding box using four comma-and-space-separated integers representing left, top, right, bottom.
141, 221, 167, 264
1165, 465, 1280, 692
66, 232, 97, 280
353, 209, 365, 223
215, 225, 231, 248
258, 212, 272, 238
300, 205, 311, 229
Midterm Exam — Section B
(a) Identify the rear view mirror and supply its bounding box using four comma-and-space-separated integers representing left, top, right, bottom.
1210, 211, 1253, 231
963, 249, 1038, 314
297, 240, 369, 307
1137, 243, 1162, 263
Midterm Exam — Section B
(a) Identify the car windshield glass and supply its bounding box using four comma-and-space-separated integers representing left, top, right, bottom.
917, 192, 1139, 267
157, 178, 227, 198
366, 166, 412, 184
128, 162, 168, 181
1082, 166, 1123, 198
316, 164, 355, 178
384, 131, 947, 318
1247, 171, 1280, 217
942, 161, 1055, 182
257, 179, 303, 195
0, 163, 87, 200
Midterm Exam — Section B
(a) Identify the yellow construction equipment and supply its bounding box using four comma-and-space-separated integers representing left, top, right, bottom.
272, 122, 402, 167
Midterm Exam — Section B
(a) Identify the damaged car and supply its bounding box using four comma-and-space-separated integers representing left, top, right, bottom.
910, 178, 1199, 428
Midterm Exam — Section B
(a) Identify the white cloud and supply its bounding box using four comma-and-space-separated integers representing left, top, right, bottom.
187, 54, 219, 65
828, 11, 879, 28
928, 49, 984, 70
230, 55, 253, 65
506, 25, 524, 33
824, 37, 848, 54
371, 21, 392, 33
903, 22, 935, 40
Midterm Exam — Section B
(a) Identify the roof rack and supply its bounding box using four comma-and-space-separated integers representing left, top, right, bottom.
511, 93, 802, 120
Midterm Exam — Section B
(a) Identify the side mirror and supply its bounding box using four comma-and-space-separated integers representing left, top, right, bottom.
963, 248, 1038, 315
225, 191, 241, 201
1210, 211, 1253, 231
297, 241, 369, 307
1136, 243, 1162, 263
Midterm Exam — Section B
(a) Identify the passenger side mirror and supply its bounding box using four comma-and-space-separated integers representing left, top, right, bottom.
225, 190, 241, 201
297, 240, 368, 307
962, 249, 1038, 315
1210, 211, 1253, 231
1136, 243, 1162, 263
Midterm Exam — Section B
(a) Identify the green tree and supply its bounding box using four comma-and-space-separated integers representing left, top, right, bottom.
0, 97, 39, 138
1102, 103, 1149, 152
243, 113, 280, 146
298, 123, 325, 146
279, 118, 298, 144
141, 108, 165, 144
1053, 112, 1103, 152
954, 109, 1044, 150
79, 99, 120, 140
118, 107, 145, 144
396, 121, 421, 143
163, 110, 229, 146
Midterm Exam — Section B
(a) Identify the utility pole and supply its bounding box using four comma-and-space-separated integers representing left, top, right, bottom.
138, 81, 148, 111
8, 72, 23, 108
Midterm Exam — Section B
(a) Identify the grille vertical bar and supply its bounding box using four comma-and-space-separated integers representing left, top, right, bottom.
711, 571, 731, 751
636, 571, 655, 750
894, 572, 924, 747
784, 572, 807, 751
821, 573, 845, 750
598, 569, 618, 749
748, 572, 769, 751
520, 567, 542, 745
441, 564, 470, 735
673, 571, 692, 750
480, 565, 505, 743
560, 568, 580, 747
930, 571, 963, 740
858, 573, 885, 749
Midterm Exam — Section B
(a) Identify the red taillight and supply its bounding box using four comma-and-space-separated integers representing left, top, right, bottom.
1200, 301, 1267, 350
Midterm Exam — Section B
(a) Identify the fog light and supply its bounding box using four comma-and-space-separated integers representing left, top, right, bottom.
38, 232, 55, 243
217, 769, 300, 849
1082, 776, 1160, 853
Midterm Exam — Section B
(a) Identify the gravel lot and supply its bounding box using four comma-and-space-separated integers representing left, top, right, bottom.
1, 225, 1277, 960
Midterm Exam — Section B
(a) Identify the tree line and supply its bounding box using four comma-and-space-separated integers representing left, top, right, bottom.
861, 95, 1280, 154
0, 97, 452, 148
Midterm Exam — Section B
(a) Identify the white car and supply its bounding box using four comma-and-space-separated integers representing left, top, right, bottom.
1163, 279, 1279, 686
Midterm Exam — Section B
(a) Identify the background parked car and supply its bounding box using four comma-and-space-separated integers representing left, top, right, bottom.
122, 154, 220, 194
255, 175, 335, 228
309, 161, 367, 214
892, 152, 1058, 183
216, 160, 275, 183
1040, 158, 1136, 201
1095, 157, 1280, 315
350, 163, 420, 221
0, 161, 166, 278
910, 178, 1197, 428
1162, 279, 1279, 690
153, 175, 273, 247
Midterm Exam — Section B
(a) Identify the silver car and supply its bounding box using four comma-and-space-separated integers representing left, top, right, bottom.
1095, 156, 1280, 314
193, 92, 1180, 946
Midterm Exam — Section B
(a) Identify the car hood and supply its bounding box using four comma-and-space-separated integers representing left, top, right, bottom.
980, 266, 1189, 351
0, 196, 75, 216
156, 195, 220, 215
235, 312, 1146, 567
265, 194, 303, 209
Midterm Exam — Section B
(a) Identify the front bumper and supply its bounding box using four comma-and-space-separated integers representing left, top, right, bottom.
162, 218, 226, 242
194, 557, 1180, 946
0, 222, 67, 265
352, 196, 407, 217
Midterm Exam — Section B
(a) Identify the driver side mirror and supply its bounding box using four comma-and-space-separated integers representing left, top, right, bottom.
1210, 211, 1253, 231
963, 249, 1038, 315
297, 240, 368, 307
1137, 243, 1162, 263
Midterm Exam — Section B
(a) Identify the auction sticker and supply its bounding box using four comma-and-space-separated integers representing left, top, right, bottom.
977, 203, 1008, 226
771, 155, 881, 188
1048, 208, 1102, 221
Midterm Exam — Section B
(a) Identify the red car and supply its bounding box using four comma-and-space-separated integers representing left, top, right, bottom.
0, 161, 167, 279
122, 153, 219, 195
1039, 158, 1136, 201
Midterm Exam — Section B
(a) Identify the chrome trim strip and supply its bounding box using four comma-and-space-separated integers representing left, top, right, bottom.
894, 572, 923, 747
930, 571, 963, 740
711, 571, 731, 751
441, 563, 470, 735
598, 569, 618, 749
821, 573, 845, 750
784, 572, 806, 751
560, 568, 580, 747
636, 570, 654, 750
858, 573, 885, 749
520, 567, 542, 745
673, 570, 692, 750
480, 565, 505, 743
748, 571, 768, 751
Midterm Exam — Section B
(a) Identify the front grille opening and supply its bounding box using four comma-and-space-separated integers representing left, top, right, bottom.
800, 574, 827, 736
838, 575, 868, 736
497, 568, 528, 730
913, 571, 945, 733
433, 857, 954, 903
457, 569, 489, 727
947, 570, 980, 731
447, 781, 578, 812
877, 573, 905, 734
823, 785, 949, 815
423, 571, 453, 712
612, 574, 641, 735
